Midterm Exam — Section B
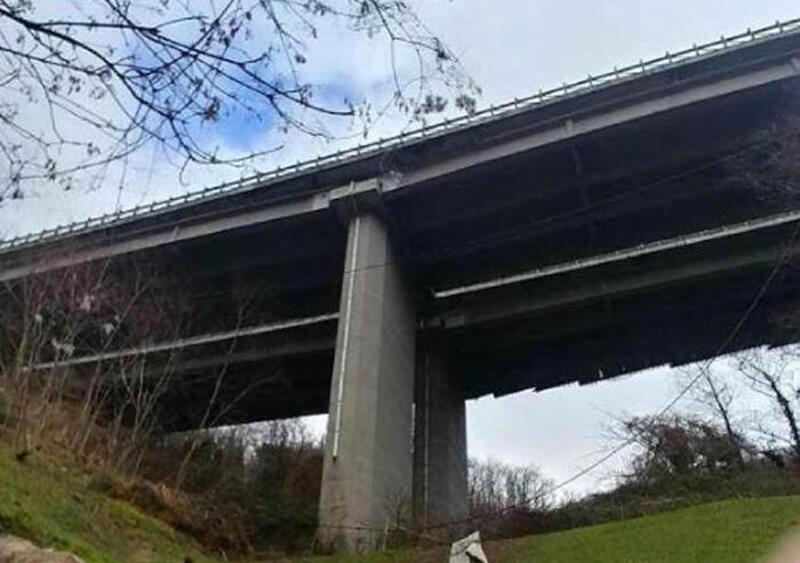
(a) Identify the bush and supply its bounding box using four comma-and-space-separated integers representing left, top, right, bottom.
0, 391, 7, 427
126, 421, 324, 555
469, 415, 800, 542
250, 439, 323, 552
619, 415, 748, 483
86, 472, 115, 494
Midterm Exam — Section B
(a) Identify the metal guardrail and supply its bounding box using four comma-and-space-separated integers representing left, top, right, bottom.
3, 18, 800, 255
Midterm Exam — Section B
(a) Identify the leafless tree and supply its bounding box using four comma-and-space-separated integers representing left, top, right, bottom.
0, 0, 476, 200
611, 414, 749, 486
734, 348, 800, 461
728, 94, 800, 207
681, 365, 745, 467
0, 257, 207, 474
468, 458, 552, 515
0, 257, 118, 454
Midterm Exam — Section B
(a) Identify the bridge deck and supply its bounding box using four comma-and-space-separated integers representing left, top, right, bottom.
4, 21, 800, 427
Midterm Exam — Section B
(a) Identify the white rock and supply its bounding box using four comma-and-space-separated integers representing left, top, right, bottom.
0, 535, 84, 563
449, 531, 489, 563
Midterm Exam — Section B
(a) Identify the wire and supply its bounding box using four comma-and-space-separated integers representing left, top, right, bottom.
308, 224, 796, 546
313, 221, 799, 542
326, 127, 800, 284
417, 128, 800, 265
38, 128, 800, 370
419, 221, 800, 534
18, 94, 800, 546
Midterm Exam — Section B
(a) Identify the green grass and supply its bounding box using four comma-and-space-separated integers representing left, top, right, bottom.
1, 436, 799, 562
0, 441, 215, 563
492, 496, 800, 563
287, 497, 800, 563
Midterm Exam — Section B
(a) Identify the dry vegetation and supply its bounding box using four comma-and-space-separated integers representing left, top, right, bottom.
4, 258, 800, 558
0, 260, 327, 557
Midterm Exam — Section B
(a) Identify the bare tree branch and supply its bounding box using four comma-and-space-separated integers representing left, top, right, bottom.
0, 0, 476, 202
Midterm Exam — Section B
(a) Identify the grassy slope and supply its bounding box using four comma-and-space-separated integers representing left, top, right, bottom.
285, 498, 800, 563
1, 437, 800, 563
295, 497, 800, 563
491, 496, 800, 563
0, 441, 215, 563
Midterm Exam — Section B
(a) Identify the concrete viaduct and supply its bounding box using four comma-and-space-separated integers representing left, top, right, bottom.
4, 19, 800, 550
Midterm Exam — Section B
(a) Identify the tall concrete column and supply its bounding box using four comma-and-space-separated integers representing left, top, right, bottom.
413, 343, 469, 531
318, 211, 417, 552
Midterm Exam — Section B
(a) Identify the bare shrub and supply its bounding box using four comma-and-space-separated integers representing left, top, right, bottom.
469, 458, 552, 515
733, 348, 800, 462
686, 347, 800, 466
466, 458, 553, 539
0, 256, 330, 555
0, 259, 186, 473
616, 415, 750, 486
132, 419, 325, 555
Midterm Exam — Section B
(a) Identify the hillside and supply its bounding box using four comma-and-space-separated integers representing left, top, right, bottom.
0, 441, 215, 563
1, 438, 799, 562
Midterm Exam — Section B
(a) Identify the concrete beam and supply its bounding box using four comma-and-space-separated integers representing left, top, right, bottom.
387, 57, 800, 190
0, 191, 333, 282
429, 241, 786, 332
5, 51, 796, 283
28, 313, 338, 370
427, 208, 800, 331
413, 343, 468, 531
318, 212, 417, 551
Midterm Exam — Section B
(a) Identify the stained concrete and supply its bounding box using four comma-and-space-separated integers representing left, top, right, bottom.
413, 342, 469, 530
318, 212, 417, 551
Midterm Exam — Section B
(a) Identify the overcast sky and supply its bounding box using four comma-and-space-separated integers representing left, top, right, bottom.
4, 1, 800, 496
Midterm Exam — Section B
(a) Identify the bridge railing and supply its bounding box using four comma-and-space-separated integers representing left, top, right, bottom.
2, 18, 800, 255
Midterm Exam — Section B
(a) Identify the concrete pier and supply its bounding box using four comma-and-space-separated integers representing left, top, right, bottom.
318, 212, 417, 551
413, 343, 469, 531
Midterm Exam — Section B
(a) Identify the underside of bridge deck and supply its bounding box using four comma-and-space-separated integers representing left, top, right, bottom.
69, 75, 797, 431
5, 27, 800, 550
